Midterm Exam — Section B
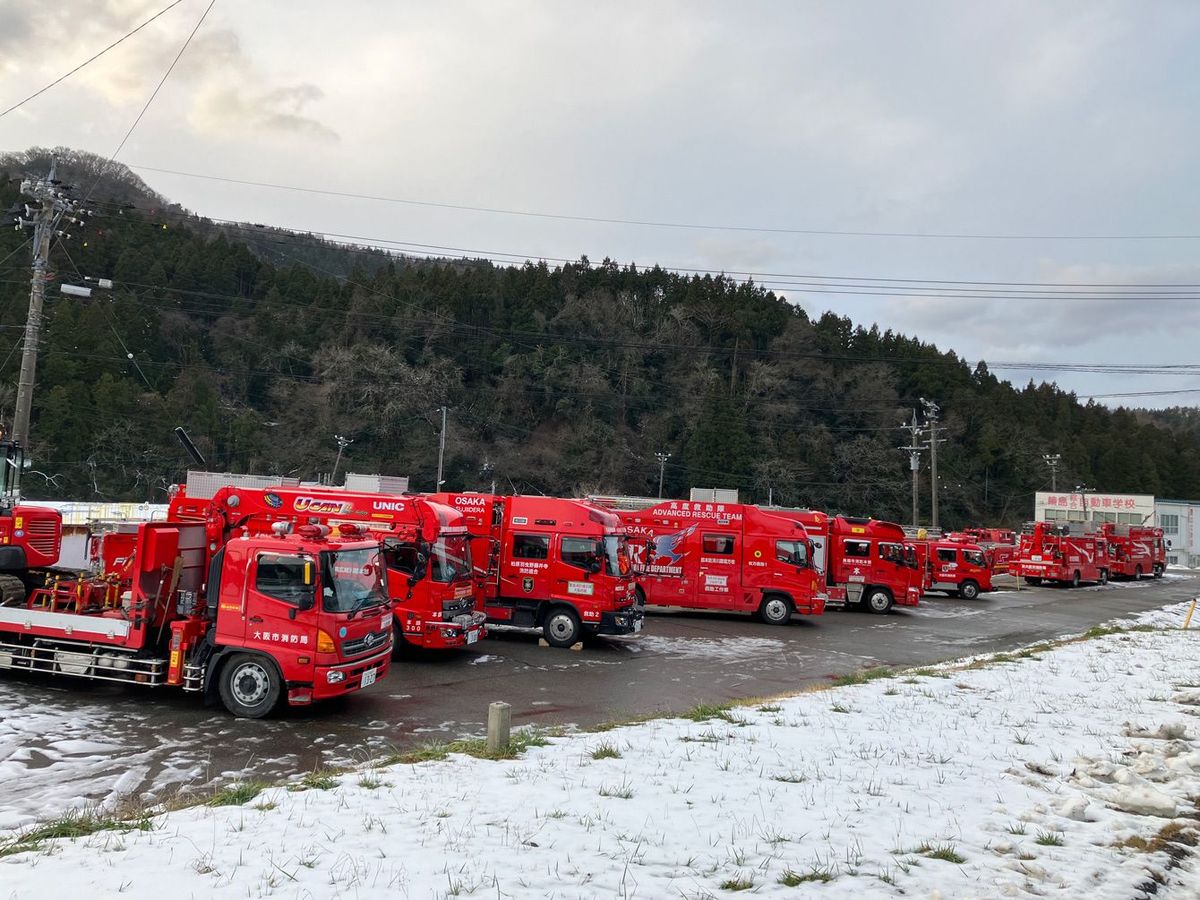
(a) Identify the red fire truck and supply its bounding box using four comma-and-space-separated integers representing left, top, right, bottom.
0, 517, 392, 717
790, 514, 923, 613
429, 493, 642, 647
0, 439, 64, 604
916, 538, 994, 599
168, 477, 486, 652
591, 497, 823, 625
1100, 523, 1166, 579
1011, 522, 1111, 587
950, 528, 1017, 573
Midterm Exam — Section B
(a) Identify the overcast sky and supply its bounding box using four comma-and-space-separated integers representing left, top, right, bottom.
2, 0, 1199, 406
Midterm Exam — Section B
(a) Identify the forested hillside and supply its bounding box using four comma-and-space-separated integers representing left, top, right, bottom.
1, 149, 1196, 527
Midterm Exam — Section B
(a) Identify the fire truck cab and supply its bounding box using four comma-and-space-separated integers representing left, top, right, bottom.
600, 498, 824, 625
0, 439, 64, 605
919, 539, 994, 599
430, 493, 642, 648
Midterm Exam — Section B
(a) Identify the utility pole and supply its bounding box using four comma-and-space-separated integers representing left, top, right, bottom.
921, 398, 945, 530
331, 434, 352, 483
1043, 453, 1061, 492
899, 409, 925, 528
1075, 484, 1090, 523
11, 159, 84, 455
435, 406, 448, 489
655, 451, 671, 499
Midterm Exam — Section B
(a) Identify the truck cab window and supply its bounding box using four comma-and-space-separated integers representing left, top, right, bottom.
383, 543, 420, 576
256, 554, 316, 606
963, 550, 986, 567
702, 534, 735, 555
844, 540, 871, 558
775, 540, 807, 566
561, 536, 602, 571
936, 548, 957, 563
513, 533, 550, 560
878, 542, 902, 563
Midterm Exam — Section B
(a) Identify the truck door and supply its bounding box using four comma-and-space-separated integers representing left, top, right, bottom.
933, 546, 958, 586
498, 532, 551, 625
838, 539, 872, 590
240, 552, 319, 682
698, 532, 740, 608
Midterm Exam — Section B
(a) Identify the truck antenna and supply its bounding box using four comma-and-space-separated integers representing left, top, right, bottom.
173, 427, 207, 468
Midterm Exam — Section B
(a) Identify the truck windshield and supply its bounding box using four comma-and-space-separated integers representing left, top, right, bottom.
321, 547, 388, 613
963, 550, 986, 567
430, 535, 472, 583
603, 535, 632, 577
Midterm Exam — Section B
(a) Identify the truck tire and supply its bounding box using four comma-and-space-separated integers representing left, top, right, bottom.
758, 594, 793, 626
958, 580, 980, 601
0, 574, 26, 606
543, 607, 582, 648
1099, 569, 1109, 586
1134, 565, 1144, 580
865, 588, 894, 614
634, 586, 647, 610
218, 653, 282, 718
1153, 565, 1164, 579
1070, 571, 1081, 588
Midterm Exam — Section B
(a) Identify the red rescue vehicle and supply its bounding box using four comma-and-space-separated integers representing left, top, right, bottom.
0, 439, 64, 604
168, 476, 486, 652
1100, 523, 1166, 580
593, 497, 823, 625
1011, 522, 1111, 587
917, 538, 994, 599
949, 528, 1017, 573
0, 517, 392, 717
790, 514, 924, 613
429, 493, 642, 647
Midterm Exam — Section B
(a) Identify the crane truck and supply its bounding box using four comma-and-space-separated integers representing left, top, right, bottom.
429, 493, 642, 648
0, 515, 393, 717
168, 475, 487, 652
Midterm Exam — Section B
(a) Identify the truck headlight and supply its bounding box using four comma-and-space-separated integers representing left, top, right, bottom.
326, 670, 346, 684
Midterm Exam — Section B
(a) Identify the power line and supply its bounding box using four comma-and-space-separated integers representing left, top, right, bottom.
0, 0, 187, 121
125, 162, 1200, 242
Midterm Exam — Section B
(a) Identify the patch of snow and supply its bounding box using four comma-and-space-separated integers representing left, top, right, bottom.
468, 654, 500, 665
633, 634, 788, 660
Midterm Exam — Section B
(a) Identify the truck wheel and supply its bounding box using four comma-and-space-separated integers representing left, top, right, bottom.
1153, 565, 1164, 579
865, 588, 894, 614
958, 580, 980, 601
1071, 571, 1081, 588
1134, 565, 1144, 580
543, 607, 582, 648
758, 594, 793, 625
0, 574, 26, 606
1099, 569, 1109, 586
218, 654, 282, 718
634, 586, 647, 610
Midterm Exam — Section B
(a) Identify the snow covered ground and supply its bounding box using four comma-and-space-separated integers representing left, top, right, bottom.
2, 605, 1198, 898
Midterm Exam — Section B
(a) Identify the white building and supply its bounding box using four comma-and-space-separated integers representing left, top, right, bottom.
1153, 498, 1200, 568
1032, 491, 1200, 567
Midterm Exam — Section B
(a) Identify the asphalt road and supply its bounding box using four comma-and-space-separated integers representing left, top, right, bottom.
1, 573, 1197, 826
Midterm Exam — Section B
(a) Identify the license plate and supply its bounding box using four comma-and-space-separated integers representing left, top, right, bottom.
360, 667, 377, 688
466, 629, 479, 644
633, 618, 643, 633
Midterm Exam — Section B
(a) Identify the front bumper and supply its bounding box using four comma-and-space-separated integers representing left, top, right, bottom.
406, 611, 488, 649
309, 646, 392, 702
594, 606, 644, 636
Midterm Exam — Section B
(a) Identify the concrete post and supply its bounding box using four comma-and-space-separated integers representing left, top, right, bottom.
487, 701, 511, 754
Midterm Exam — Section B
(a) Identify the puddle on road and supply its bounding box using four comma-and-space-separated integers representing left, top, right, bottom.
629, 635, 789, 661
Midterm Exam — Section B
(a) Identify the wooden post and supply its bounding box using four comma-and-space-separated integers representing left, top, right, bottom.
1184, 599, 1197, 630
487, 701, 511, 754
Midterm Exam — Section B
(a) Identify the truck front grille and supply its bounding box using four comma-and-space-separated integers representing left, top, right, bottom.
343, 629, 389, 657
25, 519, 59, 557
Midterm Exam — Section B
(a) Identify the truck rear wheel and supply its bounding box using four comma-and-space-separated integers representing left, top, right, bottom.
1099, 569, 1109, 586
0, 574, 26, 606
1134, 565, 1144, 580
218, 654, 282, 718
1070, 571, 1081, 588
543, 607, 581, 648
758, 594, 793, 625
865, 588, 893, 614
958, 580, 980, 601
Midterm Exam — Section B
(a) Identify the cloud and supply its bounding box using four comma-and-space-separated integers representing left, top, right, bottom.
0, 2, 336, 141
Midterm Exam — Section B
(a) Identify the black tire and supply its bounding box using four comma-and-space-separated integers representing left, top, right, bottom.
1071, 571, 1081, 588
1099, 569, 1109, 586
865, 587, 894, 614
543, 607, 582, 648
959, 580, 980, 601
633, 586, 647, 610
1134, 565, 1144, 581
0, 574, 26, 606
1025, 576, 1042, 586
218, 653, 282, 719
1153, 565, 1164, 579
758, 594, 793, 625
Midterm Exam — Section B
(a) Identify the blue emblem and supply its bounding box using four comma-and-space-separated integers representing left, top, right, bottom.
339, 626, 348, 638
264, 492, 283, 509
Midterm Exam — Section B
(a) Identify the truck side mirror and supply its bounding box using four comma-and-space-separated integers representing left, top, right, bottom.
409, 551, 428, 586
588, 558, 602, 575
297, 592, 315, 612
